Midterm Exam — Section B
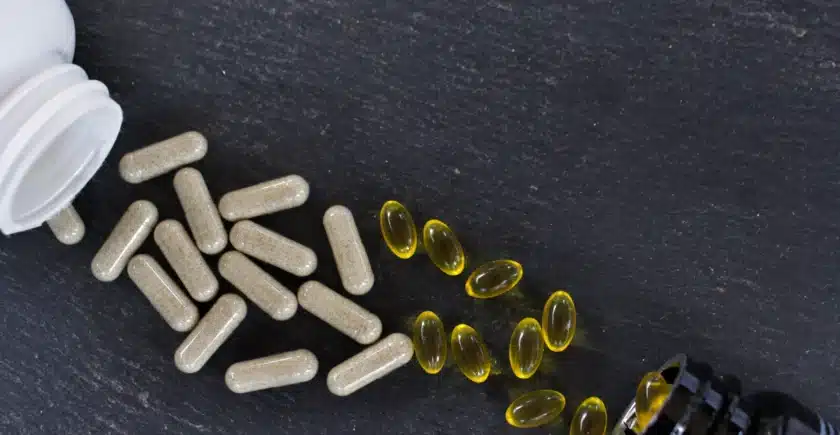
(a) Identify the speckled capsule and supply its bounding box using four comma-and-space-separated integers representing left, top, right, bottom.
127, 255, 199, 332
541, 290, 577, 352
450, 324, 491, 383
174, 168, 227, 255
119, 131, 208, 184
229, 220, 317, 277
218, 251, 297, 321
323, 205, 374, 295
218, 175, 309, 221
327, 333, 414, 396
412, 311, 447, 374
509, 317, 544, 379
46, 204, 85, 245
298, 281, 382, 345
634, 372, 672, 431
91, 200, 158, 282
174, 294, 247, 374
465, 259, 523, 299
505, 390, 566, 428
225, 349, 318, 394
379, 200, 417, 259
570, 397, 608, 435
422, 219, 465, 276
154, 220, 218, 302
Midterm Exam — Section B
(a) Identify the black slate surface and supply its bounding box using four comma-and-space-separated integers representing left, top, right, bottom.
2, 0, 840, 433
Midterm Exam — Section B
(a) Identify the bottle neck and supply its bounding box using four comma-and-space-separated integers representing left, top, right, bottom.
0, 61, 122, 235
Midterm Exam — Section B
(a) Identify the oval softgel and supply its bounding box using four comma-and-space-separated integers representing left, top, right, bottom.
412, 311, 447, 374
505, 390, 566, 428
450, 324, 491, 383
465, 259, 523, 299
570, 396, 608, 435
422, 219, 465, 276
379, 200, 417, 259
509, 317, 544, 379
541, 290, 577, 352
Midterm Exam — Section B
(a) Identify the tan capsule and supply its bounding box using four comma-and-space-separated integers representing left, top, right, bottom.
127, 255, 199, 332
119, 131, 208, 184
327, 333, 414, 396
323, 205, 374, 295
174, 294, 247, 374
154, 220, 219, 302
229, 220, 317, 277
218, 175, 309, 221
225, 349, 318, 394
218, 251, 298, 321
297, 281, 382, 345
91, 200, 158, 282
46, 204, 85, 245
173, 168, 227, 254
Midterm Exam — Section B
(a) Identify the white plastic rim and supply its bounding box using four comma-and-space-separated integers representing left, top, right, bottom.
0, 64, 123, 234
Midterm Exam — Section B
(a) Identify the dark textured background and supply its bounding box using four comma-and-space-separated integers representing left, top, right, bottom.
2, 0, 840, 433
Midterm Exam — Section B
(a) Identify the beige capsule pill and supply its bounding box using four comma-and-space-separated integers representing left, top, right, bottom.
218, 175, 309, 221
327, 333, 414, 396
46, 204, 85, 245
119, 131, 208, 184
174, 168, 227, 254
218, 251, 297, 320
297, 281, 382, 345
154, 220, 219, 302
323, 205, 374, 295
91, 200, 158, 282
229, 220, 317, 277
174, 294, 247, 374
225, 349, 318, 394
127, 255, 199, 332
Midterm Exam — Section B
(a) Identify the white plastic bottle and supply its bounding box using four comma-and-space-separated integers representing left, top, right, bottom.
0, 0, 123, 235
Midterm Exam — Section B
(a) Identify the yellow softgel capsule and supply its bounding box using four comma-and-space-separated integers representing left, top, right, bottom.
422, 219, 465, 276
465, 259, 523, 299
450, 324, 491, 383
635, 371, 672, 430
379, 200, 418, 259
571, 397, 608, 435
412, 311, 447, 374
541, 290, 577, 352
505, 390, 566, 428
509, 317, 544, 379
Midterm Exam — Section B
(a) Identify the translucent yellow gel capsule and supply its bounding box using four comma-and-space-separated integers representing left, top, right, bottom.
509, 317, 544, 379
571, 397, 608, 435
541, 290, 577, 352
634, 371, 672, 431
422, 219, 465, 276
505, 390, 566, 428
465, 259, 523, 299
450, 324, 491, 383
412, 311, 447, 374
379, 200, 418, 259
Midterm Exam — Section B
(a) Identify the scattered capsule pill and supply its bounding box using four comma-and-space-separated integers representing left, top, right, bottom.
298, 281, 382, 345
450, 324, 492, 383
422, 219, 465, 276
174, 168, 227, 255
218, 251, 298, 321
571, 397, 608, 435
379, 200, 417, 259
635, 371, 672, 430
218, 175, 309, 221
505, 390, 566, 428
327, 333, 414, 396
91, 200, 158, 282
127, 255, 199, 332
119, 131, 208, 184
412, 311, 447, 374
46, 204, 85, 245
229, 220, 317, 277
509, 317, 544, 379
323, 205, 374, 295
225, 349, 318, 394
174, 294, 247, 374
465, 259, 523, 299
541, 290, 577, 352
154, 220, 218, 302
